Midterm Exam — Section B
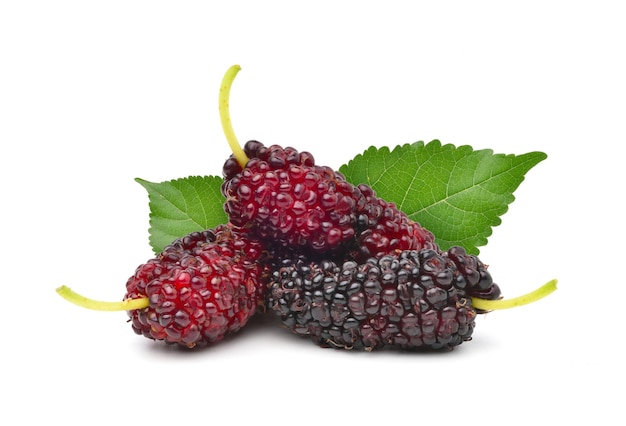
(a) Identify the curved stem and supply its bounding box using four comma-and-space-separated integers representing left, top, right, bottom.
219, 64, 249, 168
472, 279, 558, 311
56, 285, 149, 312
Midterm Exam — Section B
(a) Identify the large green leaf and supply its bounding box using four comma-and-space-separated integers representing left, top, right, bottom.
339, 140, 547, 254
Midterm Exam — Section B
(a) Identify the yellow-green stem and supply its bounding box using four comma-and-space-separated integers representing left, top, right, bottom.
56, 285, 149, 311
219, 64, 249, 168
471, 279, 558, 311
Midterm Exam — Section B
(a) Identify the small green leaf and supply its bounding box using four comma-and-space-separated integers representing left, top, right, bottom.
136, 176, 228, 253
339, 140, 547, 254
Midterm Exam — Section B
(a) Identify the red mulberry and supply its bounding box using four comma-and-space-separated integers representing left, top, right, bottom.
124, 224, 267, 348
222, 140, 366, 254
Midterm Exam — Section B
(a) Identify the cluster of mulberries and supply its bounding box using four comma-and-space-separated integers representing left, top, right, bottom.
122, 140, 501, 350
219, 140, 502, 351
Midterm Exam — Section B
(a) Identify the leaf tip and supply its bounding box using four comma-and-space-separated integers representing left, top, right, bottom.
135, 177, 153, 189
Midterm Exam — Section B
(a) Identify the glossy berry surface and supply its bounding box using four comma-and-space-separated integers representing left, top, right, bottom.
222, 140, 366, 254
445, 245, 502, 311
124, 224, 267, 348
266, 249, 477, 351
348, 183, 439, 262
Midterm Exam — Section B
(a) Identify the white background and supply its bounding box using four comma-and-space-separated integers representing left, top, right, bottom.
1, 1, 624, 425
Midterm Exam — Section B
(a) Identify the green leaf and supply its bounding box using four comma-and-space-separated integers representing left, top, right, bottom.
339, 140, 547, 255
135, 176, 228, 254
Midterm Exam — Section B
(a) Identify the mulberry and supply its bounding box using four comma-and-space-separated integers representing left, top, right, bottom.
122, 224, 268, 348
222, 140, 441, 262
57, 224, 268, 349
222, 140, 367, 254
266, 249, 478, 351
219, 67, 439, 260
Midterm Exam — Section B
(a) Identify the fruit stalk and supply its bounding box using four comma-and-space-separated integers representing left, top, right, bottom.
56, 285, 149, 311
219, 64, 249, 167
471, 279, 557, 311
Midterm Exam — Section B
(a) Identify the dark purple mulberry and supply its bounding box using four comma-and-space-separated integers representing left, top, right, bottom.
266, 249, 477, 351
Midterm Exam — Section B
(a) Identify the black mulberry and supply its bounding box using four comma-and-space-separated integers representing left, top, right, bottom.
266, 249, 478, 351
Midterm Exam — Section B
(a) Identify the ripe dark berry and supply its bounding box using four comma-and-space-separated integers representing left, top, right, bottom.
222, 140, 367, 254
266, 249, 477, 351
123, 224, 267, 348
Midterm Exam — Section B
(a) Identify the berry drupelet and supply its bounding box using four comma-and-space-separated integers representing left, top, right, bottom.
445, 245, 502, 305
